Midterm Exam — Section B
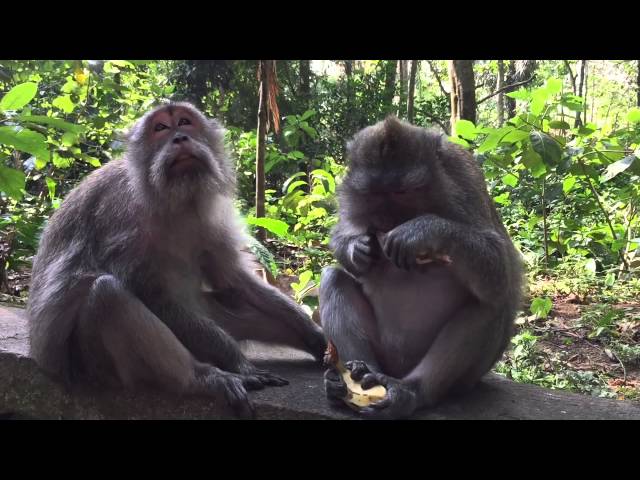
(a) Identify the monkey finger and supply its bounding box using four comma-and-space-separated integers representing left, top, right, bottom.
241, 375, 266, 391
324, 377, 348, 400
221, 376, 255, 419
255, 372, 289, 387
360, 373, 382, 390
344, 360, 371, 381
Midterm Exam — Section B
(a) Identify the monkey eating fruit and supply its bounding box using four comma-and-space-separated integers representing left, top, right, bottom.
324, 341, 387, 409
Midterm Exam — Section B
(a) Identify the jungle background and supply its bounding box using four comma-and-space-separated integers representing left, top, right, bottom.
0, 59, 638, 401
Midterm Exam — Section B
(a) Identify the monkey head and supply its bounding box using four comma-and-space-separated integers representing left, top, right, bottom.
340, 116, 444, 231
125, 102, 235, 205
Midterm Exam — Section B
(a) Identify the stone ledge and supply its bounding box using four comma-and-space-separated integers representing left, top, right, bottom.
2, 306, 640, 420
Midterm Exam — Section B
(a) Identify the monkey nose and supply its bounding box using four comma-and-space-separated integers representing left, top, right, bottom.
173, 134, 189, 144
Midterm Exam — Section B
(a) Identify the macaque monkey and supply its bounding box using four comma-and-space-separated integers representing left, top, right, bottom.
320, 116, 522, 419
27, 102, 327, 419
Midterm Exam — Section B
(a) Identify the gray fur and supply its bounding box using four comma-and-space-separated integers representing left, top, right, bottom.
27, 102, 326, 418
320, 116, 523, 419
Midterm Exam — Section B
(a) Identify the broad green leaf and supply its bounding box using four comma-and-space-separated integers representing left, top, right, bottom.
604, 273, 616, 287
286, 180, 308, 194
455, 119, 477, 140
0, 126, 50, 165
282, 172, 307, 194
506, 88, 531, 100
530, 131, 562, 167
530, 297, 553, 319
501, 129, 529, 143
562, 176, 577, 194
61, 131, 77, 147
627, 108, 640, 123
52, 95, 75, 113
501, 173, 518, 187
521, 147, 547, 178
311, 169, 336, 193
448, 136, 470, 148
299, 110, 316, 121
549, 120, 571, 130
600, 155, 636, 182
0, 165, 26, 200
52, 152, 73, 168
45, 176, 56, 200
493, 192, 510, 205
477, 127, 512, 153
246, 216, 290, 238
0, 82, 38, 111
300, 123, 318, 139
16, 114, 85, 134
545, 78, 563, 95
80, 154, 101, 167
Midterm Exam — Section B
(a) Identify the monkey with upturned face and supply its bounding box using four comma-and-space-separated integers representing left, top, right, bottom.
320, 116, 523, 419
27, 102, 327, 419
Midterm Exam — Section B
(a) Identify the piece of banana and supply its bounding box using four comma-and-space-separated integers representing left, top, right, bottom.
324, 341, 387, 409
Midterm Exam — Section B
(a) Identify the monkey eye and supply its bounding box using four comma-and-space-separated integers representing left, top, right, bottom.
178, 118, 191, 126
154, 123, 169, 132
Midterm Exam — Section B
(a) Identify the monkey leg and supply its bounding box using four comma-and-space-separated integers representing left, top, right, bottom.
73, 274, 264, 418
319, 266, 381, 367
206, 273, 327, 361
319, 266, 385, 408
358, 303, 508, 420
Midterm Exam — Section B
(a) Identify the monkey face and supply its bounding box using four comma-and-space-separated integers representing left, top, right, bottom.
127, 103, 235, 201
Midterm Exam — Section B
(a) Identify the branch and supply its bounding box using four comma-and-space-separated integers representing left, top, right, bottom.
428, 60, 449, 97
563, 60, 577, 94
477, 75, 535, 105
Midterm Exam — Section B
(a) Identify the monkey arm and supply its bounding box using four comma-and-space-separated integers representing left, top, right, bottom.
152, 299, 253, 374
230, 269, 327, 360
383, 214, 512, 306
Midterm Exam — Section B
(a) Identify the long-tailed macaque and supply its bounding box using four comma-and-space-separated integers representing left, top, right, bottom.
27, 102, 327, 419
320, 117, 522, 419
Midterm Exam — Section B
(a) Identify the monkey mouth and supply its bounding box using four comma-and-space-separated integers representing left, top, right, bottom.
168, 154, 204, 175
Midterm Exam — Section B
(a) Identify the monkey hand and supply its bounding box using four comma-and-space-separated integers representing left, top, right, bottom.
344, 361, 418, 420
348, 233, 381, 274
324, 367, 350, 409
382, 215, 449, 271
237, 364, 289, 389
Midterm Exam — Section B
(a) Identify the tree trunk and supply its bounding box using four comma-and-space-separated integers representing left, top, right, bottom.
505, 60, 517, 119
637, 60, 640, 107
575, 60, 587, 128
448, 60, 476, 135
344, 60, 353, 77
299, 60, 311, 109
255, 60, 269, 242
398, 60, 408, 117
382, 60, 397, 115
497, 60, 504, 126
407, 60, 419, 123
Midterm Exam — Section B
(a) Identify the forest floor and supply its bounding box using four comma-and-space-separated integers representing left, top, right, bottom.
3, 265, 639, 402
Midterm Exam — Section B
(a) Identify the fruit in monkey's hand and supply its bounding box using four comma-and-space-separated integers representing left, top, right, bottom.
324, 341, 387, 409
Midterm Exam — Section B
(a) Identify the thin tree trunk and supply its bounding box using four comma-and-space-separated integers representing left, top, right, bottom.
448, 60, 476, 135
575, 60, 587, 128
299, 60, 311, 109
407, 60, 419, 123
637, 60, 640, 107
505, 60, 517, 119
398, 60, 408, 117
497, 60, 504, 126
564, 60, 577, 95
382, 60, 397, 115
255, 60, 269, 242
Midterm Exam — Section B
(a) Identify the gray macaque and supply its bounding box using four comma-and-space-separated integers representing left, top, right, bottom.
27, 102, 327, 419
320, 116, 522, 419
